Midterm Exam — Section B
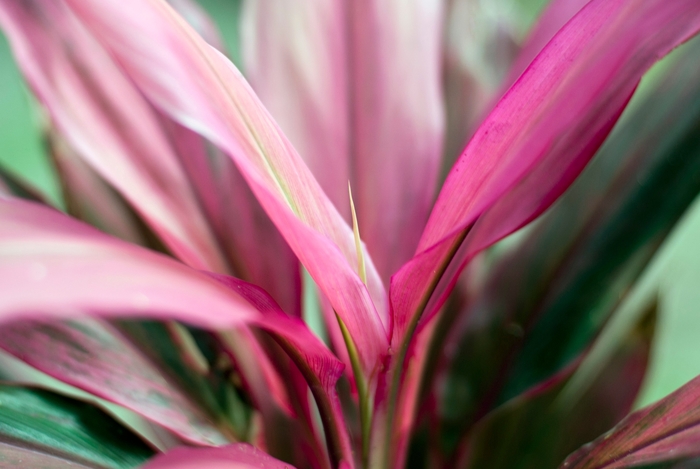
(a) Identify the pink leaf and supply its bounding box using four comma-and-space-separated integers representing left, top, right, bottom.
441, 0, 521, 169
47, 131, 148, 247
63, 0, 389, 375
0, 198, 258, 329
161, 118, 301, 319
0, 0, 226, 273
243, 0, 445, 284
0, 196, 343, 386
205, 274, 355, 469
503, 0, 592, 90
242, 0, 351, 220
391, 0, 700, 344
348, 0, 444, 283
0, 197, 352, 468
140, 444, 294, 469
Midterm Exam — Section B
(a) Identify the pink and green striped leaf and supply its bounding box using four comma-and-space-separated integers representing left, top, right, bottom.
0, 319, 228, 446
0, 384, 153, 469
439, 38, 700, 448
562, 372, 700, 468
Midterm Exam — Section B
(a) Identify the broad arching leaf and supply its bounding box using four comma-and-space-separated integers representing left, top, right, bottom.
60, 0, 389, 378
0, 197, 352, 468
391, 0, 700, 345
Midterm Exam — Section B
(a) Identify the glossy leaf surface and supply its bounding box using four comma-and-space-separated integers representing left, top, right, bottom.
244, 0, 444, 284
0, 0, 226, 272
0, 196, 351, 466
0, 384, 152, 469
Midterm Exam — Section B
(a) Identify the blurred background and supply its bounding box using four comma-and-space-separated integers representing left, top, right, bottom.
0, 0, 698, 409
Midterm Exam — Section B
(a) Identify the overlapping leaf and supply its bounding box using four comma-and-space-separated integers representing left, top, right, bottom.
0, 197, 353, 466
439, 37, 700, 449
441, 0, 521, 172
0, 319, 228, 446
502, 0, 590, 89
458, 299, 656, 469
243, 0, 444, 284
390, 0, 700, 346
61, 0, 388, 376
0, 384, 153, 469
0, 0, 226, 272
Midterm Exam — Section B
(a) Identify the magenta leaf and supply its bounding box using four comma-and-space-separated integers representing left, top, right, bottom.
438, 37, 700, 449
47, 131, 151, 247
161, 118, 302, 318
441, 0, 521, 170
0, 197, 261, 329
502, 0, 591, 91
391, 0, 700, 344
140, 444, 294, 469
338, 0, 445, 284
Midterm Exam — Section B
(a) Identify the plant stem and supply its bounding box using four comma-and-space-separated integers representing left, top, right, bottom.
336, 313, 372, 468
273, 335, 356, 469
380, 229, 469, 469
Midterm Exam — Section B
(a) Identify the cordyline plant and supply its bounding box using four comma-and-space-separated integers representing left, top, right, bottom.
1, 0, 700, 468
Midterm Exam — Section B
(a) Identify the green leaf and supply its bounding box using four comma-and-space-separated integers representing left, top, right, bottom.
0, 384, 153, 468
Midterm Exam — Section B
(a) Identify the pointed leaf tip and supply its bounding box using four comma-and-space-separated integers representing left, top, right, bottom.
349, 182, 366, 285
